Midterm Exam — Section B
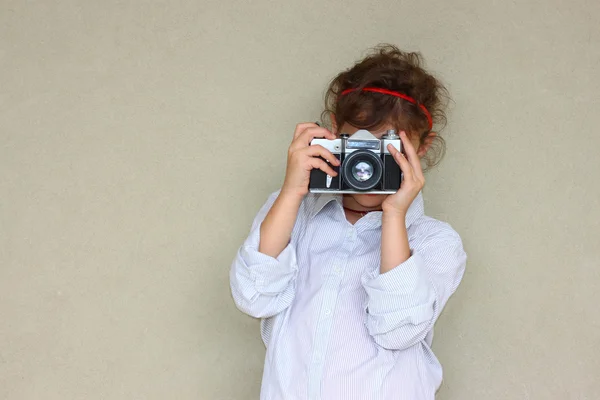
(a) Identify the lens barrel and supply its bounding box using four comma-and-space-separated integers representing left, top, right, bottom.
342, 150, 383, 191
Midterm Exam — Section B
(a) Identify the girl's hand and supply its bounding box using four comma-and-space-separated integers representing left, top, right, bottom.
382, 131, 425, 216
281, 123, 340, 198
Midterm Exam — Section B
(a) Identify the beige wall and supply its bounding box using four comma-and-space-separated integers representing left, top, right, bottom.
1, 1, 599, 399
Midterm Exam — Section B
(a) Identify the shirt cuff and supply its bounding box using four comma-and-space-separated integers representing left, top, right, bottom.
361, 253, 436, 331
239, 223, 298, 295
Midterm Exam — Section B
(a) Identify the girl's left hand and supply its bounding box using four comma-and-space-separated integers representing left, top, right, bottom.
382, 131, 425, 216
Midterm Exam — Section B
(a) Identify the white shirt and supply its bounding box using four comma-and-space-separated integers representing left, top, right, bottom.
230, 191, 467, 400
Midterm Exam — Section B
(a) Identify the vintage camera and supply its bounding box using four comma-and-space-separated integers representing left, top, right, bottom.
309, 129, 402, 194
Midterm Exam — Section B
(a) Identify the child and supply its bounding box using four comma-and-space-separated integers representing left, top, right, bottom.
230, 44, 467, 400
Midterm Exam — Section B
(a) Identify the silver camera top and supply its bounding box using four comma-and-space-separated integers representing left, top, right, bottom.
311, 129, 401, 154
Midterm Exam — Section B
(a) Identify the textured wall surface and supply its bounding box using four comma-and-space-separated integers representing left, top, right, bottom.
1, 1, 599, 399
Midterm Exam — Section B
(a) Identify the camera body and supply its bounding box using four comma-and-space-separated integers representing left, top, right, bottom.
309, 129, 402, 194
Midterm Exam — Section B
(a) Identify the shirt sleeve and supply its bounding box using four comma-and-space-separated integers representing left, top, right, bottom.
229, 191, 300, 319
361, 220, 467, 350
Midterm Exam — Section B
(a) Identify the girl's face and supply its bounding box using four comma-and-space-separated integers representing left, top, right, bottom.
337, 123, 423, 210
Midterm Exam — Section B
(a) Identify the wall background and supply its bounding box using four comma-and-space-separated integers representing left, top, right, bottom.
1, 1, 599, 399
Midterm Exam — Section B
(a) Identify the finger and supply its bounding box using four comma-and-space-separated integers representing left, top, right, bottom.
388, 143, 414, 181
302, 145, 340, 166
308, 157, 338, 177
293, 127, 336, 149
400, 131, 424, 180
293, 122, 319, 140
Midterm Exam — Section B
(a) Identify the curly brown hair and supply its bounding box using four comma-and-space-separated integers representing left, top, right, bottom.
321, 44, 450, 168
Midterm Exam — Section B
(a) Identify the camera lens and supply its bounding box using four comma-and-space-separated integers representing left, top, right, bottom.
342, 150, 383, 191
352, 161, 374, 182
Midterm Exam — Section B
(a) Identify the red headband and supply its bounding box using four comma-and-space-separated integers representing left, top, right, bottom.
339, 87, 433, 131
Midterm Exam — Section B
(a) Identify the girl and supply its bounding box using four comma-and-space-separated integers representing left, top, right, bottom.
230, 45, 467, 400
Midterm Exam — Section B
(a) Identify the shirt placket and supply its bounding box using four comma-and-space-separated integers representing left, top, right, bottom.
307, 225, 356, 400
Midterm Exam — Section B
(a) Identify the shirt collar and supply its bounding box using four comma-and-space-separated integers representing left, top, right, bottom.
306, 191, 424, 229
306, 192, 341, 220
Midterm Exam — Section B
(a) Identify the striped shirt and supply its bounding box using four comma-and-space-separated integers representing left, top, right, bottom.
230, 190, 467, 400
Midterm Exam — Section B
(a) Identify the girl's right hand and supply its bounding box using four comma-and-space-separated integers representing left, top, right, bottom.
281, 122, 340, 198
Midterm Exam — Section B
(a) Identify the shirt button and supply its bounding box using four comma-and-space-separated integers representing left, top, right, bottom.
324, 308, 331, 316
333, 265, 342, 274
346, 229, 353, 239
